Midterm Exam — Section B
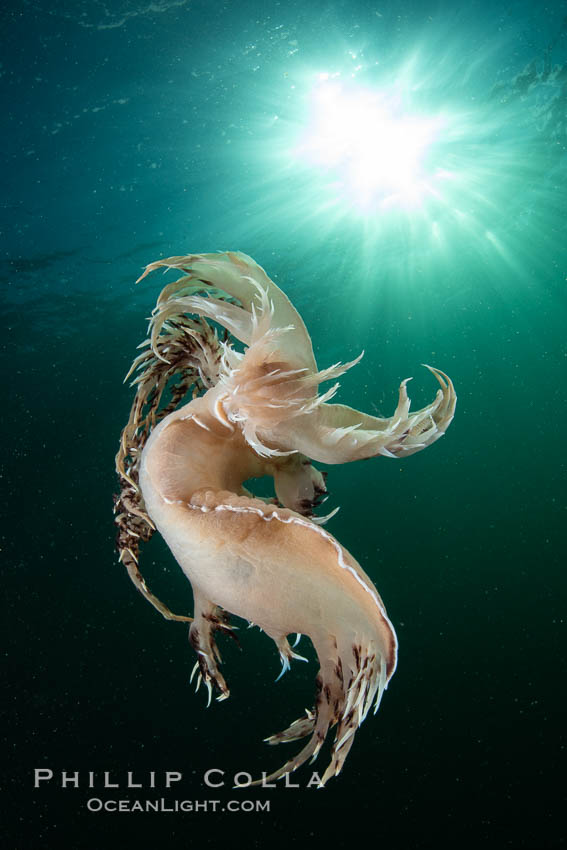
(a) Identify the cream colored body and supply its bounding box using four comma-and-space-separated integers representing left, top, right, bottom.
140, 402, 396, 658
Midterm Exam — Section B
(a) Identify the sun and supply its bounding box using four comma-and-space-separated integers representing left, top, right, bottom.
294, 75, 449, 213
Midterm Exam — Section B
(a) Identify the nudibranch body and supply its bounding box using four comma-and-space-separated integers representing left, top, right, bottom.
115, 251, 456, 786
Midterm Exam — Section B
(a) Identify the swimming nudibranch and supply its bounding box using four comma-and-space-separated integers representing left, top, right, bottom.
114, 251, 456, 786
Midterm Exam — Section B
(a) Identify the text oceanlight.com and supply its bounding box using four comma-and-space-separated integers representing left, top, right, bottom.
86, 798, 269, 813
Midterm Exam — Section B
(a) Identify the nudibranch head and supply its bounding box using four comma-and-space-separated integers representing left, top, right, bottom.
115, 251, 456, 786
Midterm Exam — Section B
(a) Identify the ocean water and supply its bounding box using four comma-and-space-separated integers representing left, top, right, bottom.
2, 0, 566, 847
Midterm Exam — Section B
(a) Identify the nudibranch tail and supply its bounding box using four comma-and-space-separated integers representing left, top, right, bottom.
116, 251, 456, 786
256, 630, 393, 788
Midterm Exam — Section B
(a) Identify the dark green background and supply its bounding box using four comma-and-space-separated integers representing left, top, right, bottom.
2, 1, 565, 847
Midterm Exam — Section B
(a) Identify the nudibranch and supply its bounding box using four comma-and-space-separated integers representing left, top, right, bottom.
115, 251, 456, 786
